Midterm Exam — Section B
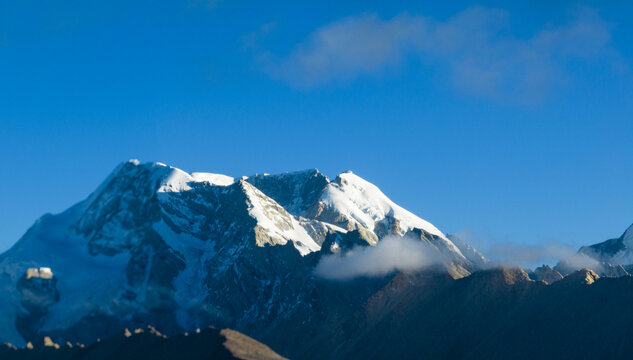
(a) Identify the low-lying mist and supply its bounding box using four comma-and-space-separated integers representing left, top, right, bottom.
486, 242, 601, 270
314, 236, 447, 280
314, 231, 603, 281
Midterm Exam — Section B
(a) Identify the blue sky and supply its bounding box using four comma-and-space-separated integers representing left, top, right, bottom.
1, 1, 632, 260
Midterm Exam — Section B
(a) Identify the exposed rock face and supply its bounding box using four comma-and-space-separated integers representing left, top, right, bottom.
245, 169, 329, 216
15, 268, 60, 342
0, 160, 476, 347
559, 268, 600, 285
18, 268, 59, 311
220, 328, 287, 360
552, 223, 633, 278
0, 326, 287, 360
601, 263, 630, 277
447, 234, 490, 270
578, 223, 633, 265
529, 265, 564, 284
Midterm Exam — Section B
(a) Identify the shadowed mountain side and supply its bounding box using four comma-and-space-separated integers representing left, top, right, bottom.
279, 268, 633, 360
0, 327, 286, 360
0, 161, 476, 346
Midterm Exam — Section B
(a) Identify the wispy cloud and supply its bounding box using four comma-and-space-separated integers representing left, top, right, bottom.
486, 242, 601, 271
453, 228, 603, 272
314, 236, 447, 280
260, 7, 622, 102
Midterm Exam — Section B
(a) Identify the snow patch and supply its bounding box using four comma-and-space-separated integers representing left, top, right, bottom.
315, 236, 449, 280
191, 172, 235, 186
321, 171, 444, 236
158, 168, 235, 192
242, 181, 321, 256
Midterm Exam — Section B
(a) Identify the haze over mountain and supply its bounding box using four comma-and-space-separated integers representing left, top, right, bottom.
579, 224, 633, 265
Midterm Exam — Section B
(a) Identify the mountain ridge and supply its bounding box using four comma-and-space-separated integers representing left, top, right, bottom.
0, 160, 473, 347
0, 326, 287, 360
5, 160, 631, 358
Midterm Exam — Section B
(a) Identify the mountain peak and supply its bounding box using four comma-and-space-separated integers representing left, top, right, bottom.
578, 222, 633, 266
245, 168, 330, 216
471, 267, 532, 286
0, 160, 475, 346
100, 160, 235, 195
321, 170, 446, 239
333, 170, 364, 185
560, 268, 600, 285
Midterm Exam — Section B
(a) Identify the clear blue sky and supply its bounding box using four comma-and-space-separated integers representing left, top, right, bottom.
1, 1, 632, 256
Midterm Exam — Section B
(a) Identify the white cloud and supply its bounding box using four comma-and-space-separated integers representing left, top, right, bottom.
266, 13, 424, 87
262, 7, 622, 102
486, 242, 601, 271
314, 236, 446, 280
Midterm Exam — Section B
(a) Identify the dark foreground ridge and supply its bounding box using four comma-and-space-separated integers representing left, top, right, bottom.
0, 326, 286, 360
286, 267, 633, 360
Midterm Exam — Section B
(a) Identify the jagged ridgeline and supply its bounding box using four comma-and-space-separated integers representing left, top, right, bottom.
0, 326, 287, 360
0, 160, 482, 350
3, 160, 633, 359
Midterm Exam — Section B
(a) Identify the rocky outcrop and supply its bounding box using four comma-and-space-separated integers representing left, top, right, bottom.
15, 268, 60, 343
245, 169, 329, 216
447, 234, 489, 269
576, 223, 633, 266
0, 326, 287, 360
558, 268, 600, 285
529, 265, 564, 284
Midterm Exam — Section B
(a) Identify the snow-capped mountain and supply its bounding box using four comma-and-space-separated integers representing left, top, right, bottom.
0, 160, 479, 346
578, 223, 633, 265
550, 223, 633, 278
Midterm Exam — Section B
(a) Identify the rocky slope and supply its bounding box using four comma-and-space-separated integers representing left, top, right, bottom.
554, 223, 633, 277
291, 267, 633, 360
579, 223, 633, 265
0, 160, 475, 348
0, 326, 286, 360
6, 265, 633, 359
528, 265, 563, 284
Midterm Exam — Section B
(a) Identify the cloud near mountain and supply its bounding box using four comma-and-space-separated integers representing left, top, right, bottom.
486, 241, 602, 270
314, 236, 448, 280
